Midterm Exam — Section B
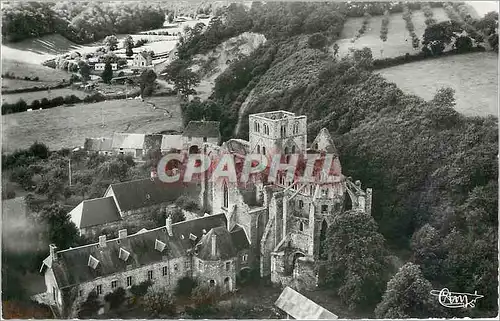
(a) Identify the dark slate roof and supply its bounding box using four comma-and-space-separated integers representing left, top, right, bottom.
84, 138, 113, 152
172, 214, 227, 251
107, 178, 201, 212
69, 197, 121, 228
195, 225, 249, 261
275, 286, 338, 319
183, 121, 220, 138
51, 214, 227, 289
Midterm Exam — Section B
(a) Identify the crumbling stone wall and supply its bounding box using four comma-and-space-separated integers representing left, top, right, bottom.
192, 257, 236, 294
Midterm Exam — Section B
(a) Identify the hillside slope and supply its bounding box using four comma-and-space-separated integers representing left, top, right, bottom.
190, 32, 266, 100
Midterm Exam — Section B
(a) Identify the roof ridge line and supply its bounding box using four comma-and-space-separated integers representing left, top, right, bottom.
171, 212, 224, 227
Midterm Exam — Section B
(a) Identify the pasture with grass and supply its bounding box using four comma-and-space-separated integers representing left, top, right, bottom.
378, 51, 498, 117
2, 96, 183, 153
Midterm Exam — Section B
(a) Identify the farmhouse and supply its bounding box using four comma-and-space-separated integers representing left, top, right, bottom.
94, 63, 118, 71
40, 111, 372, 317
40, 213, 250, 317
84, 138, 113, 155
69, 197, 121, 237
111, 133, 145, 159
182, 120, 221, 153
131, 51, 153, 69
161, 134, 183, 153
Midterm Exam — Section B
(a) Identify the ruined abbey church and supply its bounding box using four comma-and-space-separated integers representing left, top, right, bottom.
200, 110, 373, 288
37, 111, 371, 317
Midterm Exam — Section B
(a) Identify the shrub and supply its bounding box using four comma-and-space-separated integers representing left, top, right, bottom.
78, 290, 102, 318
50, 96, 65, 107
40, 98, 50, 108
175, 195, 199, 211
129, 280, 152, 297
64, 95, 82, 104
175, 276, 197, 297
31, 100, 41, 109
143, 283, 176, 316
191, 283, 221, 306
104, 287, 126, 309
15, 99, 28, 113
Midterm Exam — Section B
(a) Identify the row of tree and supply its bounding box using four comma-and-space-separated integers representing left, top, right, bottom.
402, 5, 420, 49
352, 12, 371, 43
379, 10, 390, 42
2, 1, 166, 44
422, 3, 437, 26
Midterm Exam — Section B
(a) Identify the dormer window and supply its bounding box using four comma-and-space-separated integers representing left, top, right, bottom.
189, 233, 197, 241
88, 255, 99, 269
119, 248, 130, 261
155, 239, 166, 252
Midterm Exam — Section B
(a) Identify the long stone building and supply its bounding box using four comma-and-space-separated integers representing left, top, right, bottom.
38, 110, 371, 317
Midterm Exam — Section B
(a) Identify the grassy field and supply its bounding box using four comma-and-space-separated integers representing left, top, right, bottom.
2, 96, 183, 153
335, 8, 449, 59
1, 19, 211, 64
378, 52, 498, 117
2, 59, 71, 83
2, 88, 90, 105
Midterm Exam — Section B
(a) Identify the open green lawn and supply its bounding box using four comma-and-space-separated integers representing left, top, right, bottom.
378, 52, 498, 117
2, 88, 90, 105
2, 96, 183, 153
335, 8, 449, 59
2, 59, 71, 84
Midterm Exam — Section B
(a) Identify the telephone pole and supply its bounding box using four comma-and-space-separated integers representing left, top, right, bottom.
68, 158, 72, 186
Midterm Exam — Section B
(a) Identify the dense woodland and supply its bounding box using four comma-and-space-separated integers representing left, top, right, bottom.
1, 1, 166, 43
174, 1, 498, 317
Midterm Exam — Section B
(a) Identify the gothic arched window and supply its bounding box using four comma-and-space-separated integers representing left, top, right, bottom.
262, 146, 266, 155
291, 145, 296, 154
264, 123, 269, 135
257, 145, 260, 154
299, 222, 304, 232
223, 181, 229, 208
293, 122, 299, 134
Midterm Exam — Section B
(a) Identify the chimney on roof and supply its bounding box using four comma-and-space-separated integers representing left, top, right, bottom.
118, 229, 127, 239
211, 234, 216, 257
99, 235, 107, 248
166, 216, 173, 236
49, 244, 58, 262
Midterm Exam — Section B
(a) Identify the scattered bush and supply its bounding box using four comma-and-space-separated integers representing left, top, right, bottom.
78, 290, 102, 318
104, 287, 126, 309
175, 276, 197, 297
143, 283, 176, 316
50, 96, 65, 107
135, 38, 149, 48
129, 280, 152, 297
64, 95, 82, 104
174, 195, 199, 211
31, 99, 41, 109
